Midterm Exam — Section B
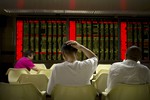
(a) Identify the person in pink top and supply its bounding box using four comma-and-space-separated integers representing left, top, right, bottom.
14, 50, 39, 71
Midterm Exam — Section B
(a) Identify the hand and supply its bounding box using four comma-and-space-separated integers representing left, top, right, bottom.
66, 40, 97, 58
65, 40, 82, 50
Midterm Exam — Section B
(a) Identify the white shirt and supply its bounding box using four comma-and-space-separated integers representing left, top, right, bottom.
106, 59, 150, 93
47, 57, 98, 95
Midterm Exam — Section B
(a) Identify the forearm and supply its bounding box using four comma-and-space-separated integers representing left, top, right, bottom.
79, 45, 97, 58
32, 66, 39, 71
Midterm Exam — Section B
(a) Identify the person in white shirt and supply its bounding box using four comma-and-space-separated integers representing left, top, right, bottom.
47, 40, 98, 95
106, 46, 150, 93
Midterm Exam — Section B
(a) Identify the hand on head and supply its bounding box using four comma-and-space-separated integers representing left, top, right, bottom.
65, 40, 82, 50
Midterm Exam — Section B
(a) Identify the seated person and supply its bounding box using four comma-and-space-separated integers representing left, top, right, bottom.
105, 46, 150, 93
47, 40, 98, 95
14, 50, 39, 71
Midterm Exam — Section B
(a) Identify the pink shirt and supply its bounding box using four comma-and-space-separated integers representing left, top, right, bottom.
14, 57, 35, 71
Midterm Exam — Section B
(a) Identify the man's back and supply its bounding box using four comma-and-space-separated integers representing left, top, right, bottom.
47, 57, 98, 95
53, 57, 97, 85
106, 59, 150, 92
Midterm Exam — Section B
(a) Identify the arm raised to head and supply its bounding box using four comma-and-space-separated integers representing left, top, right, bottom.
66, 40, 97, 58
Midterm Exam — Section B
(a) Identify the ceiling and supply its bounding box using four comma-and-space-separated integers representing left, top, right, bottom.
1, 0, 150, 16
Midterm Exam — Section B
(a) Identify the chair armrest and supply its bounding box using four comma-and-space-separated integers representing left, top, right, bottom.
92, 74, 96, 80
41, 91, 46, 95
40, 91, 47, 100
91, 80, 96, 84
102, 91, 108, 96
91, 80, 97, 89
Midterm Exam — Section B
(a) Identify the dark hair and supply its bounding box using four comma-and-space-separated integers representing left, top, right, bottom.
61, 43, 77, 54
126, 46, 141, 61
24, 50, 34, 57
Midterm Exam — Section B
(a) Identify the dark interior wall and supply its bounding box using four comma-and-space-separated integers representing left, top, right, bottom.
0, 15, 16, 82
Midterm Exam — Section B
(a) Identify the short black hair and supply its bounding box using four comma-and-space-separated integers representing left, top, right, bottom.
61, 43, 77, 54
126, 46, 141, 61
24, 50, 34, 57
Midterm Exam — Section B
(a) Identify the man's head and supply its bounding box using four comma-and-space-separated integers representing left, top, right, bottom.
126, 46, 141, 62
61, 43, 77, 60
24, 50, 34, 60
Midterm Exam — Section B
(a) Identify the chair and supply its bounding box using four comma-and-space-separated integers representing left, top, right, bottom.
0, 82, 46, 100
102, 84, 150, 100
93, 69, 109, 80
148, 84, 150, 97
30, 63, 47, 74
34, 63, 47, 69
92, 72, 108, 93
6, 68, 30, 83
37, 69, 52, 79
17, 74, 49, 91
96, 64, 111, 74
51, 85, 97, 100
49, 64, 56, 70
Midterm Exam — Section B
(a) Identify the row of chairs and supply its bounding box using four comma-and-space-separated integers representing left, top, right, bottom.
1, 64, 51, 100
6, 68, 52, 83
6, 64, 110, 92
1, 82, 150, 100
6, 64, 110, 83
52, 84, 150, 100
3, 64, 110, 100
2, 64, 150, 100
0, 82, 98, 100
